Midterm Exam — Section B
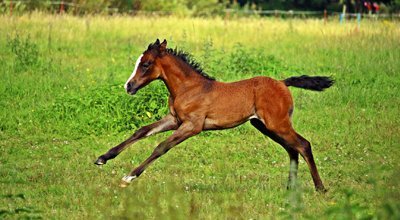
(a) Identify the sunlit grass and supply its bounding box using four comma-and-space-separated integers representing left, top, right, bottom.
0, 13, 399, 219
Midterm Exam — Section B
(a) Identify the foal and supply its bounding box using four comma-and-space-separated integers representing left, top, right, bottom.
95, 39, 333, 191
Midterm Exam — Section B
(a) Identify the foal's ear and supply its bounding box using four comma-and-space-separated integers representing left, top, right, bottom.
159, 39, 167, 55
155, 39, 160, 45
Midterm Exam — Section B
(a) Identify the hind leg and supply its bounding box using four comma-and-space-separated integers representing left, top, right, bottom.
276, 128, 325, 191
251, 119, 299, 189
291, 132, 325, 191
251, 118, 325, 191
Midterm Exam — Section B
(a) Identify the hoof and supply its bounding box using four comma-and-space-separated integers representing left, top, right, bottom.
316, 186, 328, 193
119, 175, 137, 188
94, 156, 107, 165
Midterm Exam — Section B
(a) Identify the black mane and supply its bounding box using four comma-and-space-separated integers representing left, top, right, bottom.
147, 42, 215, 81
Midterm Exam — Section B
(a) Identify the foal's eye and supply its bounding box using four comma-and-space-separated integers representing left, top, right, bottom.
142, 62, 151, 68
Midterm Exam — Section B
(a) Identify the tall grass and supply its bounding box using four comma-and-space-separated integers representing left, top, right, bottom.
0, 13, 399, 219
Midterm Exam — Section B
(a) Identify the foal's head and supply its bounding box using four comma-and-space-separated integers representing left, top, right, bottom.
124, 39, 167, 95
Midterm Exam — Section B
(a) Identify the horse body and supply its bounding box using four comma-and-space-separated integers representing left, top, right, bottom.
174, 79, 257, 130
160, 55, 292, 131
95, 39, 333, 191
175, 77, 292, 131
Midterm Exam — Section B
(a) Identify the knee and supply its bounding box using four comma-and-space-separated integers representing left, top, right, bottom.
134, 125, 152, 137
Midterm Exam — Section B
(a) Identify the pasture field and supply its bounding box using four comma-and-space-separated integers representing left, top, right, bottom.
0, 13, 399, 219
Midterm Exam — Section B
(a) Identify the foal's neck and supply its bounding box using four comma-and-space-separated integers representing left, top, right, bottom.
159, 55, 212, 98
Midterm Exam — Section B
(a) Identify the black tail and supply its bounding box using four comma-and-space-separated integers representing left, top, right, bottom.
284, 75, 334, 91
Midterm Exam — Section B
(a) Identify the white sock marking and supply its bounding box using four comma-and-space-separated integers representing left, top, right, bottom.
121, 175, 137, 183
124, 54, 143, 90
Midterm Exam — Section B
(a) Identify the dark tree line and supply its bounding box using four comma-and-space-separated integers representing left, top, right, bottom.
234, 0, 398, 12
1, 0, 399, 14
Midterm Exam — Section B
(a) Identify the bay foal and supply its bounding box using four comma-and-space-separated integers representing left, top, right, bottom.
95, 39, 333, 191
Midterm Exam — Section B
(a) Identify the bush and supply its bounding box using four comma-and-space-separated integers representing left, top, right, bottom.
47, 81, 169, 136
7, 34, 40, 72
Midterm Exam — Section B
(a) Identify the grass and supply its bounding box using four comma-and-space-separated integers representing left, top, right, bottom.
1, 13, 400, 219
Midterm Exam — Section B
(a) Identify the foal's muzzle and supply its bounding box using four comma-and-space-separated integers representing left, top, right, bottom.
126, 82, 139, 95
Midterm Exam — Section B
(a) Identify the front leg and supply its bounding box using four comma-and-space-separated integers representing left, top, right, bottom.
94, 114, 178, 165
120, 121, 203, 187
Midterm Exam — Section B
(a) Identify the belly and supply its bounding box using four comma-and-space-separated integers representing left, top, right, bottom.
203, 108, 254, 130
203, 118, 241, 130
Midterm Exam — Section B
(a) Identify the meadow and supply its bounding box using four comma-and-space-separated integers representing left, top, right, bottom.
0, 13, 399, 219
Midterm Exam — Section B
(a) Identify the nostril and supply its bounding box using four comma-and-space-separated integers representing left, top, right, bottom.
127, 82, 132, 90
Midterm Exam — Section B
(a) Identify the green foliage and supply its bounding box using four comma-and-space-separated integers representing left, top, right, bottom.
391, 0, 400, 12
6, 34, 39, 72
49, 82, 169, 135
187, 0, 226, 17
140, 0, 189, 15
229, 44, 282, 76
324, 190, 374, 219
71, 0, 110, 14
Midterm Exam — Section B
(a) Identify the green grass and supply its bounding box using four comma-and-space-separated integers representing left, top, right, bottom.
1, 13, 400, 219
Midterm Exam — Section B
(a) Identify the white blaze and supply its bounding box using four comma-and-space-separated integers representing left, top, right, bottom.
124, 54, 144, 90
